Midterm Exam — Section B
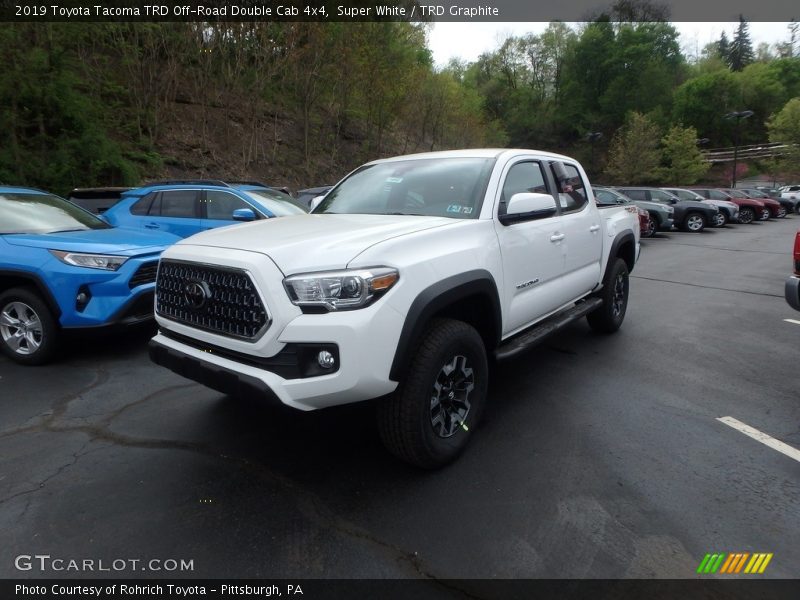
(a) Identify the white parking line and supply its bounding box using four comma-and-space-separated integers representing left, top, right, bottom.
784, 319, 800, 326
717, 417, 800, 464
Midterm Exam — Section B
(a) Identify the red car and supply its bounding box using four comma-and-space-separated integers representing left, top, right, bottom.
724, 189, 786, 219
688, 188, 766, 224
637, 207, 652, 238
786, 229, 800, 311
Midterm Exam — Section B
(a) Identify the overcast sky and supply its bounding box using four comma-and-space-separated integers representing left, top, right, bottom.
427, 22, 794, 67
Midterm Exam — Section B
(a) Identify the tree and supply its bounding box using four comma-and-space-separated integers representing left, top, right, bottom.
767, 97, 800, 177
728, 16, 755, 71
659, 125, 709, 183
604, 112, 662, 183
716, 32, 730, 63
672, 70, 740, 145
777, 20, 798, 58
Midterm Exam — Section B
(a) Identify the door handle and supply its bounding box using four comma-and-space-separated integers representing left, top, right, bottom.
589, 225, 600, 232
550, 233, 565, 242
145, 223, 160, 229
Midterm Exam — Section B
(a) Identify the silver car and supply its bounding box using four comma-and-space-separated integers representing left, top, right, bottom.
663, 187, 739, 227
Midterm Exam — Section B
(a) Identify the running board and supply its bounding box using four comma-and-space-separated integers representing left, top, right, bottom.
494, 298, 603, 361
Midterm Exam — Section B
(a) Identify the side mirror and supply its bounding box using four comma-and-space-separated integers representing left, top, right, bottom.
310, 195, 325, 211
232, 208, 256, 222
500, 193, 557, 225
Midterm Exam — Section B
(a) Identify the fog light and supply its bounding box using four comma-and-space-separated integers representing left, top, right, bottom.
76, 286, 91, 311
317, 350, 335, 369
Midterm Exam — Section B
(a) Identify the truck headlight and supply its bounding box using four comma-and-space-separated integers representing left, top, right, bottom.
284, 267, 399, 311
50, 250, 128, 271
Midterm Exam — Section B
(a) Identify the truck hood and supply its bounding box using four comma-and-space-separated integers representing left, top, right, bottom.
3, 227, 178, 256
177, 214, 456, 273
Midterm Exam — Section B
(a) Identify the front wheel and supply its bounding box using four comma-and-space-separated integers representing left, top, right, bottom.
759, 208, 771, 220
642, 214, 657, 238
682, 212, 706, 232
0, 287, 59, 365
377, 318, 488, 469
713, 212, 728, 227
776, 207, 787, 219
587, 258, 630, 334
738, 207, 755, 224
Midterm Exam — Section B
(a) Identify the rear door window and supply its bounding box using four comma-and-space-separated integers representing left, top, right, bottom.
159, 190, 198, 217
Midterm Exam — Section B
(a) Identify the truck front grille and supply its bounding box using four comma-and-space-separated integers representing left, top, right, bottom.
156, 260, 269, 340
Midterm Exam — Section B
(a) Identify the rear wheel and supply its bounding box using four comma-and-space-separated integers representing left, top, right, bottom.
587, 258, 629, 334
738, 207, 755, 224
377, 318, 488, 469
682, 212, 706, 232
0, 288, 58, 365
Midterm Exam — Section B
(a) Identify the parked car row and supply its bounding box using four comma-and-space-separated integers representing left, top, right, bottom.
595, 185, 794, 238
1, 173, 795, 366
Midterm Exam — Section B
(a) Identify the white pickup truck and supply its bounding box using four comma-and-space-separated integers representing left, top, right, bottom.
149, 149, 640, 467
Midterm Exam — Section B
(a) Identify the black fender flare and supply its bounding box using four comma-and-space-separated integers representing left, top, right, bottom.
389, 270, 501, 382
0, 269, 63, 319
605, 231, 636, 278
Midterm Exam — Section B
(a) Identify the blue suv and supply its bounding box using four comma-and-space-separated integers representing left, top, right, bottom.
0, 187, 179, 365
101, 180, 307, 238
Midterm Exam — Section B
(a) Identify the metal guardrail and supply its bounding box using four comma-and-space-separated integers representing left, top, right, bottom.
701, 142, 796, 163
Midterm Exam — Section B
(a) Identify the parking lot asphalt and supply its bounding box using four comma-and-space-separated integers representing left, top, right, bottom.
1, 217, 799, 580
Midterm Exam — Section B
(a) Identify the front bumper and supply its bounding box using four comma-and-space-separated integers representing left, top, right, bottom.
149, 338, 284, 406
786, 276, 800, 312
50, 255, 161, 328
659, 217, 674, 230
152, 283, 405, 411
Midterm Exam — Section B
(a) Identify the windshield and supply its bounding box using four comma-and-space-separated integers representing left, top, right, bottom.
0, 192, 110, 234
243, 189, 308, 216
727, 189, 748, 198
314, 158, 496, 218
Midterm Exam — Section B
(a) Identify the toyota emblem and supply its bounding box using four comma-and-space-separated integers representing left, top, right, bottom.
183, 280, 211, 310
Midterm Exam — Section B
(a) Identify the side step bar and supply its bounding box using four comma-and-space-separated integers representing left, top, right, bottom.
494, 298, 603, 361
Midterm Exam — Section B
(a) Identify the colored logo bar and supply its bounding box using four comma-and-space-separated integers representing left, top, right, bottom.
697, 553, 773, 574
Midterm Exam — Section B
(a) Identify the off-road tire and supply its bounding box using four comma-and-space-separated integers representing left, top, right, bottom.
377, 318, 488, 469
587, 258, 629, 334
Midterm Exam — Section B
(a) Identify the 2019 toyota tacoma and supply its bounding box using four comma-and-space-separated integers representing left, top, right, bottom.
149, 150, 640, 467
